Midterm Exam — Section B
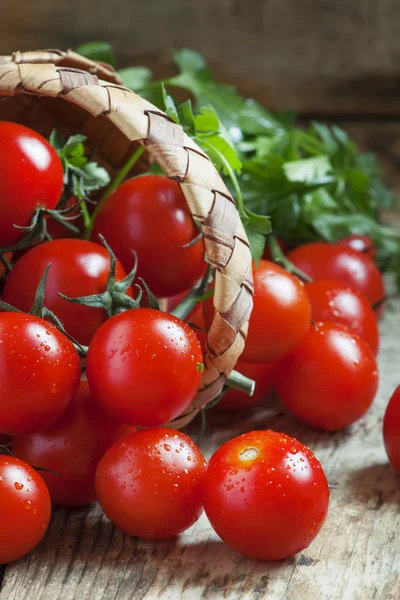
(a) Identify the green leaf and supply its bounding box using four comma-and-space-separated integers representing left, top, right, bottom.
118, 66, 152, 90
245, 228, 266, 264
178, 100, 195, 134
194, 106, 242, 175
161, 83, 179, 123
238, 99, 286, 136
172, 48, 209, 75
283, 156, 333, 183
75, 41, 116, 67
79, 162, 111, 190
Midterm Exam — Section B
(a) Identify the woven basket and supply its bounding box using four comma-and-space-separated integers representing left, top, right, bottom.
0, 49, 254, 428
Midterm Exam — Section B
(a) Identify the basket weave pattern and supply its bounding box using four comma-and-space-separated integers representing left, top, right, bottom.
0, 50, 254, 427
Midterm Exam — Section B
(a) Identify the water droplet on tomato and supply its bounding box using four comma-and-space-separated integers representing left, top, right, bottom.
25, 501, 32, 510
163, 444, 171, 451
14, 482, 24, 490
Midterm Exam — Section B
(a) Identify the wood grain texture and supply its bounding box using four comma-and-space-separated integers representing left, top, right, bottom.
1, 290, 399, 600
1, 1, 400, 115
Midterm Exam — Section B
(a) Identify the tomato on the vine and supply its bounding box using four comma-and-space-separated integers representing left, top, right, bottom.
0, 455, 51, 564
217, 360, 274, 411
13, 381, 135, 507
0, 122, 64, 246
0, 312, 80, 435
287, 242, 385, 315
46, 196, 83, 239
383, 386, 400, 472
96, 428, 206, 539
3, 238, 131, 346
202, 430, 329, 561
91, 175, 206, 297
86, 308, 203, 427
204, 260, 311, 364
273, 321, 378, 430
305, 279, 379, 355
338, 234, 376, 260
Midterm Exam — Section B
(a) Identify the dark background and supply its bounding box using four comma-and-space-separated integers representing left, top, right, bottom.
3, 0, 400, 200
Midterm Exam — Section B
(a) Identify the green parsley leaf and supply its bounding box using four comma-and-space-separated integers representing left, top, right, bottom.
75, 41, 116, 67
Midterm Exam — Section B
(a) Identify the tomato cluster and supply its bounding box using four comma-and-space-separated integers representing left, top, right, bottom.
0, 122, 396, 567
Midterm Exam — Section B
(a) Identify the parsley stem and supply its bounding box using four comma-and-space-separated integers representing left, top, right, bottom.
84, 145, 146, 240
80, 200, 91, 234
268, 234, 312, 283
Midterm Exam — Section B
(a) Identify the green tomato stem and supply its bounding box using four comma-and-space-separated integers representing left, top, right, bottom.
226, 370, 255, 396
268, 234, 312, 283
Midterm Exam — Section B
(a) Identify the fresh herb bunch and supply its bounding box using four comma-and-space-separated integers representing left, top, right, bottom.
78, 43, 400, 282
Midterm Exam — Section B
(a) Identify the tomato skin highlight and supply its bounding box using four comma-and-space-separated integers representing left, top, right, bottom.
96, 428, 206, 539
0, 456, 51, 564
383, 386, 400, 472
0, 312, 81, 435
273, 322, 378, 431
202, 430, 329, 561
204, 260, 311, 364
0, 122, 64, 246
92, 175, 206, 297
3, 238, 131, 346
12, 381, 135, 507
338, 234, 376, 260
305, 279, 379, 355
217, 360, 274, 411
287, 242, 385, 315
86, 308, 203, 427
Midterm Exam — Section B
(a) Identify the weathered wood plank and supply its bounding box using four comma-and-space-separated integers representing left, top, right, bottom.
1, 293, 399, 600
2, 1, 400, 115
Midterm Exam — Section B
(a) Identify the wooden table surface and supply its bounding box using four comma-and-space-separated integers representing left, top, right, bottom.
0, 288, 399, 600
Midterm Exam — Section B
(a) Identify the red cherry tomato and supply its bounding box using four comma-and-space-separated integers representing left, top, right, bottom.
0, 122, 64, 246
185, 302, 207, 356
0, 312, 80, 435
12, 381, 135, 507
204, 260, 311, 364
338, 234, 376, 260
3, 239, 132, 346
217, 360, 274, 411
96, 428, 206, 539
0, 456, 51, 563
305, 279, 379, 355
92, 175, 206, 297
383, 386, 400, 472
273, 322, 378, 430
202, 430, 329, 561
287, 243, 385, 316
47, 196, 83, 239
86, 308, 203, 427
0, 434, 11, 445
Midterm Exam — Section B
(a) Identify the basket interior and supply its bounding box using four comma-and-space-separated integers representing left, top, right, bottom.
0, 94, 150, 176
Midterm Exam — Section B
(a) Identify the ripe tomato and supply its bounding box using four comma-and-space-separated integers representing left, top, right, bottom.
185, 302, 207, 356
338, 234, 376, 260
0, 312, 80, 435
273, 322, 378, 430
12, 381, 135, 507
287, 242, 385, 315
305, 280, 379, 355
3, 239, 131, 346
217, 360, 274, 411
0, 122, 64, 246
91, 175, 206, 297
96, 428, 206, 539
383, 386, 400, 472
204, 260, 311, 364
202, 430, 329, 561
0, 455, 51, 563
86, 308, 203, 427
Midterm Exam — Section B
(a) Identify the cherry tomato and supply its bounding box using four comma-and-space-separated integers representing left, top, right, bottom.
185, 302, 207, 356
202, 430, 329, 561
273, 322, 378, 430
287, 242, 385, 316
217, 360, 274, 411
96, 428, 206, 539
204, 260, 311, 364
338, 234, 376, 260
47, 196, 83, 239
383, 385, 400, 472
86, 308, 203, 427
305, 279, 379, 355
0, 435, 11, 445
91, 175, 206, 297
3, 239, 131, 346
12, 381, 135, 507
0, 122, 64, 246
0, 312, 80, 435
0, 455, 51, 563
